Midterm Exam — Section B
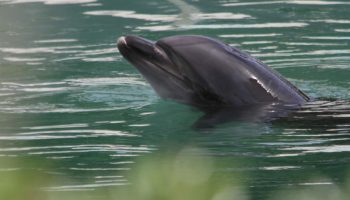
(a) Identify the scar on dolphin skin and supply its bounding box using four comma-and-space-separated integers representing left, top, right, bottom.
117, 35, 309, 108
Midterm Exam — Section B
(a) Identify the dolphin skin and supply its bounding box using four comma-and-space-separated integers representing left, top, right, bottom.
117, 35, 309, 109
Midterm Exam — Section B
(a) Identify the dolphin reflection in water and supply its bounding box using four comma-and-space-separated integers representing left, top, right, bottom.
117, 35, 312, 126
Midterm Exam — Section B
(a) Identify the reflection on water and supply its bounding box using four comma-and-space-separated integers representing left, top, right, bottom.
84, 10, 178, 22
0, 43, 120, 65
136, 22, 308, 31
0, 76, 154, 113
0, 0, 350, 199
222, 0, 350, 7
2, 0, 98, 5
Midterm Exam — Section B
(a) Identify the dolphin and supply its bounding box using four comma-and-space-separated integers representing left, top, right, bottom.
117, 35, 309, 109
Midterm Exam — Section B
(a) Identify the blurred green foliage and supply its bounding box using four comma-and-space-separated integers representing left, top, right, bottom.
1, 148, 350, 200
0, 157, 49, 200
112, 148, 246, 200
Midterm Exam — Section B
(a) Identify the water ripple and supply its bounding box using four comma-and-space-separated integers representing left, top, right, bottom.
302, 36, 350, 40
220, 33, 282, 38
84, 10, 178, 22
310, 19, 350, 24
0, 74, 155, 114
3, 57, 46, 62
0, 130, 137, 141
284, 145, 350, 153
84, 10, 252, 22
34, 39, 78, 43
191, 12, 252, 20
335, 29, 350, 32
137, 22, 308, 31
0, 43, 119, 64
282, 42, 346, 46
222, 0, 350, 7
66, 77, 146, 86
0, 144, 155, 156
1, 0, 97, 5
23, 123, 89, 130
46, 182, 127, 191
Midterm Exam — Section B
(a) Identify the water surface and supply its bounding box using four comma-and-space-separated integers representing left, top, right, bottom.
0, 0, 350, 199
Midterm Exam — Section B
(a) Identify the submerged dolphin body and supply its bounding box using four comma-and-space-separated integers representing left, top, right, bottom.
117, 35, 309, 109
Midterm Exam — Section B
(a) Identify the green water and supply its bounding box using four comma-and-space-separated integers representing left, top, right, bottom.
0, 0, 350, 199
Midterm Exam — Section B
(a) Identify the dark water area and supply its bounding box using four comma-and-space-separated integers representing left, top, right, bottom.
0, 0, 350, 199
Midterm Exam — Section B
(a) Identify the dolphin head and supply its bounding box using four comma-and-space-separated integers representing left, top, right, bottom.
117, 36, 185, 102
117, 35, 227, 106
117, 35, 309, 108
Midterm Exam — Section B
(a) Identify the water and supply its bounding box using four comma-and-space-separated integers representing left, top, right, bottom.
0, 0, 349, 199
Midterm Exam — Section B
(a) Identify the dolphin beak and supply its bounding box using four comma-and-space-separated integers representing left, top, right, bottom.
117, 35, 184, 85
117, 35, 155, 57
117, 36, 127, 47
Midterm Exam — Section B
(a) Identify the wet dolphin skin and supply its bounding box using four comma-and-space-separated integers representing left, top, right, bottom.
117, 35, 309, 108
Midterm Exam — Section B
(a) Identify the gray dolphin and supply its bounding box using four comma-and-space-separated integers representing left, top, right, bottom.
117, 35, 309, 109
